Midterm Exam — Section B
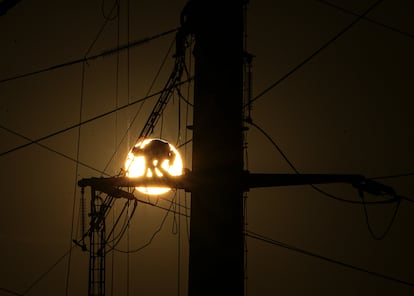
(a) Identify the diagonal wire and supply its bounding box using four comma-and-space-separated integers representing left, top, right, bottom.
0, 78, 192, 159
0, 28, 178, 84
113, 191, 178, 254
246, 230, 414, 288
0, 124, 108, 175
22, 246, 76, 295
102, 35, 176, 173
0, 288, 23, 296
249, 0, 385, 106
361, 192, 402, 240
313, 0, 414, 40
65, 59, 86, 296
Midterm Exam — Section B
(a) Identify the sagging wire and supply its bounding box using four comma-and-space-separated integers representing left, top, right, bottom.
358, 189, 402, 240
114, 191, 178, 254
246, 119, 402, 239
106, 198, 138, 252
247, 120, 398, 205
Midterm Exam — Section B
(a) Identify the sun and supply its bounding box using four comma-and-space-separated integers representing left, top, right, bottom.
124, 138, 183, 195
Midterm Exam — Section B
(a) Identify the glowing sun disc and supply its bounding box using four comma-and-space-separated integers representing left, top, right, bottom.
124, 139, 183, 195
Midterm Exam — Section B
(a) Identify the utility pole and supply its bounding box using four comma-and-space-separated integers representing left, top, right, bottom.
77, 1, 397, 295
186, 0, 245, 295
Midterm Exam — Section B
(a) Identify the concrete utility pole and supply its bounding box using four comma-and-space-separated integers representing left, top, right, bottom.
187, 0, 245, 295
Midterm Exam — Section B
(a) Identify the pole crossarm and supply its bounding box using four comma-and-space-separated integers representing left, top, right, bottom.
78, 171, 395, 197
245, 172, 395, 196
77, 174, 192, 196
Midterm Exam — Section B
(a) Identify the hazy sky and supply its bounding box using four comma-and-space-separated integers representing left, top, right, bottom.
1, 0, 414, 295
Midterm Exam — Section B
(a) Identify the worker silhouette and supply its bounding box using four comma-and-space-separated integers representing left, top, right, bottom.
132, 139, 176, 177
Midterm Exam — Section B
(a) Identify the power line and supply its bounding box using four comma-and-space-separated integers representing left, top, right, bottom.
246, 120, 397, 205
0, 0, 22, 16
0, 287, 23, 296
21, 246, 75, 295
113, 192, 179, 254
102, 34, 177, 172
249, 0, 384, 106
0, 124, 109, 175
65, 55, 87, 296
361, 192, 402, 240
248, 119, 401, 238
245, 230, 414, 289
313, 0, 414, 40
83, 0, 119, 59
0, 40, 188, 174
101, 0, 119, 21
0, 78, 192, 158
0, 28, 178, 85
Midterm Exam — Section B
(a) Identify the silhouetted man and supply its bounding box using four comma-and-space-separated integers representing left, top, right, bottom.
132, 139, 176, 176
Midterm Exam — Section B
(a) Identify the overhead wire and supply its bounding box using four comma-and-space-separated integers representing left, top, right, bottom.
248, 0, 384, 106
175, 87, 194, 107
0, 78, 193, 159
114, 191, 178, 254
360, 191, 402, 240
62, 0, 124, 288
247, 120, 398, 205
102, 195, 189, 252
83, 0, 119, 58
245, 230, 414, 288
247, 119, 401, 240
0, 124, 109, 175
102, 36, 177, 173
65, 2, 123, 292
106, 199, 138, 251
105, 200, 132, 245
172, 59, 189, 290
65, 57, 86, 296
0, 28, 178, 85
21, 246, 76, 295
313, 0, 414, 40
125, 0, 131, 294
110, 1, 121, 293
101, 0, 119, 21
0, 287, 23, 296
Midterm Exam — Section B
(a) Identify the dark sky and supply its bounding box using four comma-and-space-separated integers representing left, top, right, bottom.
1, 0, 414, 295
